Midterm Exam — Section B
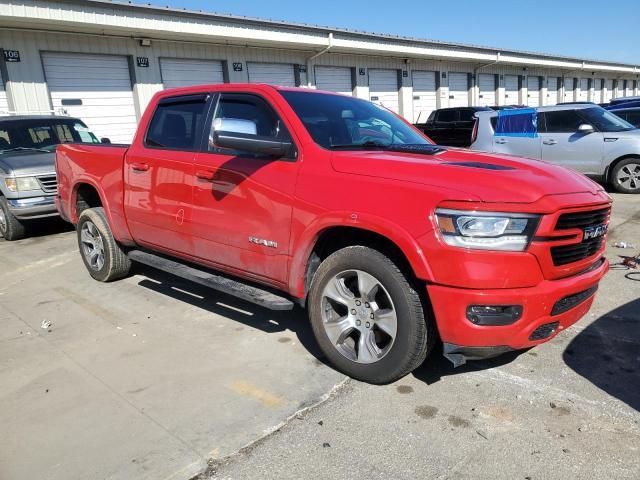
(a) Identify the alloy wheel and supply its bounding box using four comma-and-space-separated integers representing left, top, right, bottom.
617, 163, 640, 191
0, 208, 6, 235
80, 220, 105, 271
320, 269, 397, 364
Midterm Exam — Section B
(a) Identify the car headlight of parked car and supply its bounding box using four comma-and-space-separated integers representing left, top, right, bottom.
435, 208, 540, 251
4, 176, 41, 192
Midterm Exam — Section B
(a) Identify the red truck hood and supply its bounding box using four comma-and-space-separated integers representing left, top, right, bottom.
330, 147, 603, 204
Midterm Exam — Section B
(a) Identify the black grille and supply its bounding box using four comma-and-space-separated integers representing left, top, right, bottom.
555, 208, 610, 230
550, 207, 609, 266
551, 284, 599, 316
529, 322, 560, 341
551, 237, 604, 266
37, 175, 57, 194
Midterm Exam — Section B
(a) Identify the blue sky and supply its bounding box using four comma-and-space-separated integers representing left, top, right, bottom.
151, 0, 639, 64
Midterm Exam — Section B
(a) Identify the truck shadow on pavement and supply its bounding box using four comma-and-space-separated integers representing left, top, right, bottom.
132, 263, 329, 365
563, 298, 640, 412
131, 263, 535, 382
411, 344, 526, 385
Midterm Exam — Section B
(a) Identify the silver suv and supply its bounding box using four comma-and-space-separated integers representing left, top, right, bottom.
471, 105, 640, 193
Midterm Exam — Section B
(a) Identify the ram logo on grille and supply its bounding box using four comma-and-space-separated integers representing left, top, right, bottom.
583, 224, 608, 241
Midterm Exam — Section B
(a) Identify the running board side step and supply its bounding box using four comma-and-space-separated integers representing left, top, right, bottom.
127, 250, 295, 311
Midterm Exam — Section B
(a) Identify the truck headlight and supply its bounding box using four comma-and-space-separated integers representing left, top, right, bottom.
435, 208, 540, 251
4, 178, 17, 192
5, 177, 41, 192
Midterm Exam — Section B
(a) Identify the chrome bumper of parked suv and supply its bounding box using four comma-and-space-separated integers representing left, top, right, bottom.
7, 196, 59, 219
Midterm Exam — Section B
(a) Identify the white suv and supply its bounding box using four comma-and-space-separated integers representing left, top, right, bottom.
471, 105, 640, 193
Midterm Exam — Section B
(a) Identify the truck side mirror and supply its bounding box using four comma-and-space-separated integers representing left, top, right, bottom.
100, 137, 111, 144
212, 131, 293, 159
577, 124, 594, 134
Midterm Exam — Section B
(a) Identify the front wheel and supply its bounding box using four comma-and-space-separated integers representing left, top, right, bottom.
308, 246, 433, 384
611, 158, 640, 193
77, 207, 131, 282
0, 197, 26, 241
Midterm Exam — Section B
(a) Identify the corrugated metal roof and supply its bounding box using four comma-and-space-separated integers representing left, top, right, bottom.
81, 0, 638, 69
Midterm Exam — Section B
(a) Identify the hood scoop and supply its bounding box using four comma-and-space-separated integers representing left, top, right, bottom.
386, 144, 447, 155
443, 161, 516, 171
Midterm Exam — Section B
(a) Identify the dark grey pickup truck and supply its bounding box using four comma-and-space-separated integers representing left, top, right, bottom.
0, 116, 101, 240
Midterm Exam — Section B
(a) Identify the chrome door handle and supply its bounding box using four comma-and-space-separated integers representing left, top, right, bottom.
495, 139, 508, 144
543, 139, 558, 145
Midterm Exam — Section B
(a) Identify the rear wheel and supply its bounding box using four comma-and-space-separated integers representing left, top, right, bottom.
0, 197, 26, 241
308, 246, 432, 384
77, 207, 131, 282
611, 158, 640, 193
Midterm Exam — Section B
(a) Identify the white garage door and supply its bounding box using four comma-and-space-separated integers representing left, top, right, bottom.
593, 79, 603, 103
547, 77, 559, 105
315, 66, 353, 96
42, 52, 137, 143
477, 73, 496, 107
448, 72, 469, 107
161, 58, 225, 89
626, 80, 634, 97
564, 78, 575, 101
412, 70, 437, 123
369, 69, 400, 113
603, 79, 613, 103
504, 75, 519, 104
0, 73, 8, 115
577, 78, 589, 102
247, 63, 296, 87
527, 76, 541, 107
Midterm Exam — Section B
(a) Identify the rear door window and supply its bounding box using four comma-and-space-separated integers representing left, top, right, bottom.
459, 109, 476, 122
146, 95, 209, 150
436, 109, 458, 123
624, 111, 640, 127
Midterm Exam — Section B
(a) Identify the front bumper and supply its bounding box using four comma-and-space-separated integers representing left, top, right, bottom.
7, 196, 58, 219
427, 257, 609, 358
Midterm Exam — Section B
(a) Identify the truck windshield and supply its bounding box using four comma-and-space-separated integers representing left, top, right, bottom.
0, 119, 100, 153
280, 90, 431, 149
579, 107, 636, 132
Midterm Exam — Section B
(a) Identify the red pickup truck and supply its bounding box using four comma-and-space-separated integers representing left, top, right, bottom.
56, 84, 611, 384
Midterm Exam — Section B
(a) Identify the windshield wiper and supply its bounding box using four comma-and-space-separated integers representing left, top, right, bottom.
328, 140, 392, 150
0, 147, 51, 154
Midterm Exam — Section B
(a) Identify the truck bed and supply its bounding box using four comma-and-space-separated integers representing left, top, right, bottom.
55, 143, 133, 243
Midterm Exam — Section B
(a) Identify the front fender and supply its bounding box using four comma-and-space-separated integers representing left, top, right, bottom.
287, 211, 434, 298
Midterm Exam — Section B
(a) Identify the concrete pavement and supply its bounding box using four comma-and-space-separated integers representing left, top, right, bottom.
0, 223, 344, 480
207, 193, 640, 480
0, 194, 638, 480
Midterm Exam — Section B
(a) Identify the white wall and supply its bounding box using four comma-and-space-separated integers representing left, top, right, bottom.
1, 29, 638, 125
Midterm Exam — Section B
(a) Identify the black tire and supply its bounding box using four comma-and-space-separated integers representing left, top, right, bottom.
308, 246, 433, 384
610, 158, 640, 194
0, 196, 26, 241
77, 207, 131, 282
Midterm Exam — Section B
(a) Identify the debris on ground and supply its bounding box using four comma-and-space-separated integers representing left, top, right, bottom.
621, 255, 639, 269
40, 320, 52, 330
613, 242, 636, 249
